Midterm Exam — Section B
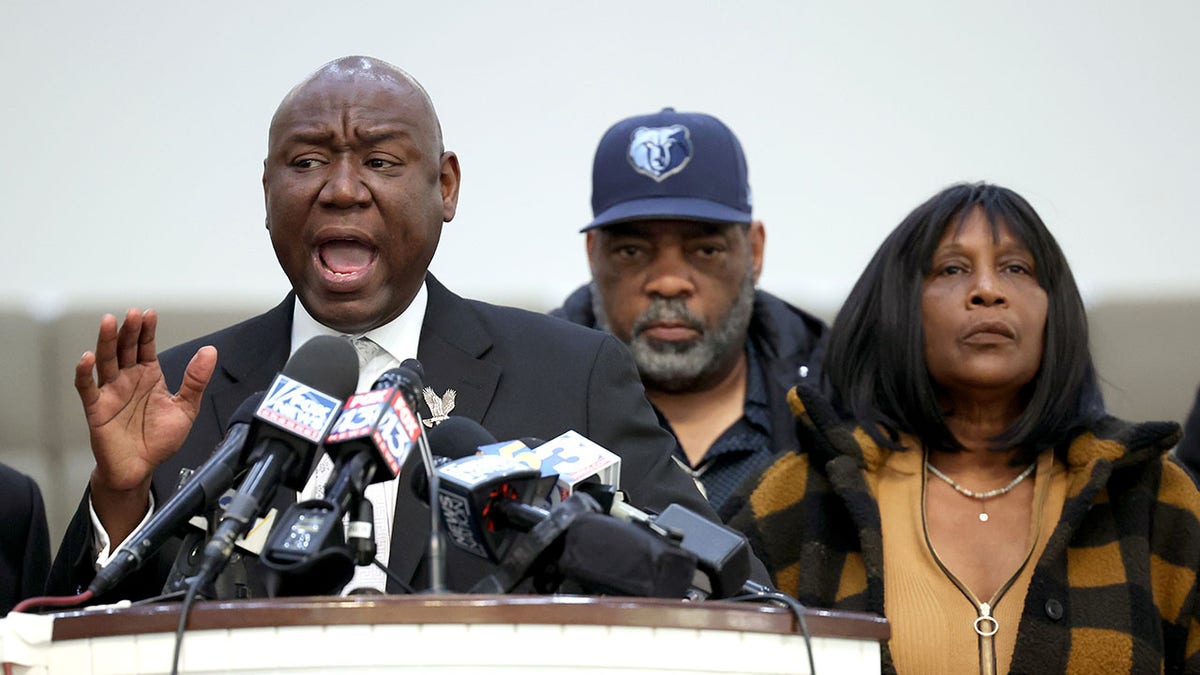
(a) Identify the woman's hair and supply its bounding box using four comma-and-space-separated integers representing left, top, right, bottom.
826, 182, 1104, 461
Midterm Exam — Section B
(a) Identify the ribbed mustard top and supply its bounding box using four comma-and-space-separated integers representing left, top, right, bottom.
868, 448, 1065, 674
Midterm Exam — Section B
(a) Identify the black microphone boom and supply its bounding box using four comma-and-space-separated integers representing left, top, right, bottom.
87, 392, 265, 597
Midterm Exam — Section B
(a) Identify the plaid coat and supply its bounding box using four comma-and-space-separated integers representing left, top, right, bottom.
727, 385, 1200, 675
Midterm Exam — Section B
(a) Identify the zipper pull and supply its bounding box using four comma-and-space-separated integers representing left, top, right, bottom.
974, 602, 999, 637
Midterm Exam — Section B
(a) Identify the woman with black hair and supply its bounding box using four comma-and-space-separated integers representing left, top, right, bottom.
729, 183, 1200, 674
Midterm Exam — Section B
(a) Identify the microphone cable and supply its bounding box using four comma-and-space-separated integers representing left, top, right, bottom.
9, 589, 95, 615
370, 559, 414, 595
726, 583, 817, 675
168, 575, 205, 675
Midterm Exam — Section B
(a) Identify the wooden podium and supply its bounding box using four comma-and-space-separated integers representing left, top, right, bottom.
1, 595, 888, 674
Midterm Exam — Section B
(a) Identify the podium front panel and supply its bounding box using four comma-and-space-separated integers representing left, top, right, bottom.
3, 595, 887, 674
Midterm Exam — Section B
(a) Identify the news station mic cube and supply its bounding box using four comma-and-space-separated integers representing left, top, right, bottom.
435, 455, 543, 561
324, 387, 422, 479
478, 431, 620, 506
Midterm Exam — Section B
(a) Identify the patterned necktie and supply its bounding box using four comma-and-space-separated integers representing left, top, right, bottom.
347, 335, 393, 591
353, 335, 385, 372
310, 337, 381, 501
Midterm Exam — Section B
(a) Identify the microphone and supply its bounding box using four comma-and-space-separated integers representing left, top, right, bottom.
569, 482, 753, 599
434, 453, 547, 561
192, 335, 358, 590
409, 416, 515, 500
258, 453, 372, 597
419, 418, 700, 597
417, 418, 556, 560
436, 454, 696, 598
486, 425, 755, 600
478, 430, 620, 505
323, 368, 426, 483
88, 392, 265, 597
425, 415, 497, 456
259, 368, 426, 596
385, 358, 425, 410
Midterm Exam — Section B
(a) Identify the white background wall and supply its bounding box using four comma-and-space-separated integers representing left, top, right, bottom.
2, 0, 1197, 315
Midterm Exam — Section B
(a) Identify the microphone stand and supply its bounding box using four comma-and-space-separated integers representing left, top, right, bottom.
414, 420, 446, 592
389, 360, 447, 593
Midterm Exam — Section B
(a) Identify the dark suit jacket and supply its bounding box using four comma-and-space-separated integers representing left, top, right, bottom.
1175, 384, 1200, 485
49, 275, 721, 598
0, 463, 51, 614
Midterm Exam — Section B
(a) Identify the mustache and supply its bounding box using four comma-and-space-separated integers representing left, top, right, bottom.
631, 297, 705, 337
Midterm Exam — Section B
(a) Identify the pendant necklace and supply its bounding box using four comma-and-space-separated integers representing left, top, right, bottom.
925, 460, 1036, 522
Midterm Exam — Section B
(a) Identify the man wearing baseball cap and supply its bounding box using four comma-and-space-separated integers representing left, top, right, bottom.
552, 108, 828, 520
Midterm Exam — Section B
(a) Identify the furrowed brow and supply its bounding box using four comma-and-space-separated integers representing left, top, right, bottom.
284, 129, 336, 146
356, 126, 422, 146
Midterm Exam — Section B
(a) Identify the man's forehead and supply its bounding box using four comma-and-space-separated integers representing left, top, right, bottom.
269, 76, 434, 146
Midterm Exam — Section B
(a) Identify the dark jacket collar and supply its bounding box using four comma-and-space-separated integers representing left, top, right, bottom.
413, 274, 500, 422
207, 294, 294, 428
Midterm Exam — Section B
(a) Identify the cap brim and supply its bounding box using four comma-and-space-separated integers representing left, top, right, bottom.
582, 197, 752, 232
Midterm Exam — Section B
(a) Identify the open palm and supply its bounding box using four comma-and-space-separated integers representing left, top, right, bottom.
75, 310, 216, 492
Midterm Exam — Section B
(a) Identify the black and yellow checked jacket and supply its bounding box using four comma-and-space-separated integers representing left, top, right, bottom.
728, 385, 1200, 675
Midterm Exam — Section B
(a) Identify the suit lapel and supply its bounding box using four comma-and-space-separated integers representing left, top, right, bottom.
206, 296, 294, 433
389, 275, 501, 588
412, 274, 500, 421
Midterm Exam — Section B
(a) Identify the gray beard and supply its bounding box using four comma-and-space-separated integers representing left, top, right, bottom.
591, 271, 756, 393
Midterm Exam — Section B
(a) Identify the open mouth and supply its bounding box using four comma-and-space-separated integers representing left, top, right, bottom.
316, 239, 378, 288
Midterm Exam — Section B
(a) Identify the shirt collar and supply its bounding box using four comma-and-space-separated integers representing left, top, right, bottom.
289, 282, 428, 386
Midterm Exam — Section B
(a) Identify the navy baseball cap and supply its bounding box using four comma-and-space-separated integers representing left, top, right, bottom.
583, 108, 753, 232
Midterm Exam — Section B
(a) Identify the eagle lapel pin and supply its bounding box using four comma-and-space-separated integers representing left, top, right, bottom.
422, 387, 457, 427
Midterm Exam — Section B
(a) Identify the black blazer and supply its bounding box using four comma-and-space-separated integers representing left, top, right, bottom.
1175, 385, 1200, 485
49, 275, 719, 598
0, 463, 50, 614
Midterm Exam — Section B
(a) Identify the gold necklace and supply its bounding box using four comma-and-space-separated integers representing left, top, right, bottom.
924, 460, 1036, 522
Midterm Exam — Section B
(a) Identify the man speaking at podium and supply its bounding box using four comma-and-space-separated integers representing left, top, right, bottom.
49, 56, 723, 600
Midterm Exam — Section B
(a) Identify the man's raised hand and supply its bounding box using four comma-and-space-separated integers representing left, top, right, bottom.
74, 308, 217, 543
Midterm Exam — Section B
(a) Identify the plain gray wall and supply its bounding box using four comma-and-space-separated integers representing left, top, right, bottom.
2, 1, 1198, 312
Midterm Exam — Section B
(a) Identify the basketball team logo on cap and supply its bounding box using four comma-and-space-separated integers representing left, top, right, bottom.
627, 125, 692, 182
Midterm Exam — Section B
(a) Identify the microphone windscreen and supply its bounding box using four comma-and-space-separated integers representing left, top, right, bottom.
553, 513, 696, 598
399, 357, 425, 382
410, 418, 498, 504
284, 335, 359, 399
229, 391, 267, 426
427, 417, 497, 460
371, 368, 407, 391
